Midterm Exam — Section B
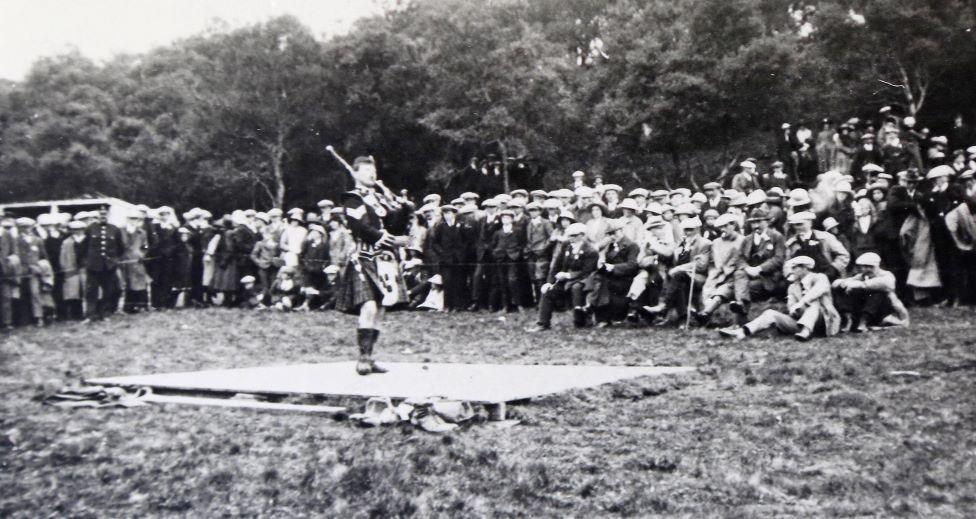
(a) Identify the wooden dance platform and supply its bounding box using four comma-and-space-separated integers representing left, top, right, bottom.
87, 362, 695, 404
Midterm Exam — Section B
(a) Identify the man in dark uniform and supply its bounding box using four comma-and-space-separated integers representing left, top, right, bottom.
527, 222, 598, 331
81, 207, 124, 321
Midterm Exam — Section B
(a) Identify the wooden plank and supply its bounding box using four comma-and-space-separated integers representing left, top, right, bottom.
140, 394, 346, 414
88, 362, 696, 404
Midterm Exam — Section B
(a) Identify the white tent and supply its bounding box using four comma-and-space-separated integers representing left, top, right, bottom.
0, 197, 139, 227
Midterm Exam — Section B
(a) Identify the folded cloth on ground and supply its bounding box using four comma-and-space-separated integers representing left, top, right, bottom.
43, 385, 149, 408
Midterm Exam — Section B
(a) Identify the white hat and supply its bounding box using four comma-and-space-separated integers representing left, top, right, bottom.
786, 189, 812, 207
861, 163, 884, 173
644, 215, 665, 228
930, 135, 948, 145
679, 216, 702, 230
628, 188, 649, 198
240, 275, 256, 284
15, 217, 35, 226
745, 190, 766, 206
713, 213, 738, 228
739, 160, 756, 169
565, 222, 587, 236
543, 199, 562, 210
786, 256, 815, 269
966, 145, 976, 155
618, 198, 641, 212
602, 184, 622, 193
926, 165, 954, 180
674, 203, 698, 216
36, 213, 55, 226
787, 211, 816, 224
460, 192, 480, 200
418, 203, 438, 214
68, 221, 86, 230
834, 181, 853, 194
324, 265, 341, 275
822, 217, 839, 230
574, 186, 595, 198
669, 188, 691, 198
422, 194, 441, 204
690, 192, 707, 203
571, 170, 585, 178
855, 252, 881, 267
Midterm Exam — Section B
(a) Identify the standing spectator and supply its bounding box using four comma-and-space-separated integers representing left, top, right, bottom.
430, 205, 468, 311
761, 162, 791, 191
171, 227, 194, 307
0, 217, 17, 330
59, 221, 87, 320
15, 218, 48, 326
918, 165, 962, 306
816, 118, 836, 174
299, 224, 330, 310
151, 207, 180, 309
120, 212, 151, 313
776, 123, 799, 178
81, 207, 124, 321
250, 227, 280, 305
732, 161, 761, 194
489, 209, 524, 313
524, 202, 554, 302
327, 209, 355, 272
851, 134, 884, 182
38, 213, 65, 320
948, 114, 972, 152
832, 123, 856, 173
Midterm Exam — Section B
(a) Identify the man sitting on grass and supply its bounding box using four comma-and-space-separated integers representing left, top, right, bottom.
718, 255, 841, 341
528, 223, 598, 331
831, 252, 910, 331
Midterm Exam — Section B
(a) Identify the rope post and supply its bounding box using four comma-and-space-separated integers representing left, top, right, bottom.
685, 267, 696, 329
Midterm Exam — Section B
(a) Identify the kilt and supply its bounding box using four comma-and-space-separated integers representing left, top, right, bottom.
335, 255, 409, 315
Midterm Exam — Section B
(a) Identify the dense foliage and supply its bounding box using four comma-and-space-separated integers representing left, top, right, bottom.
1, 0, 973, 213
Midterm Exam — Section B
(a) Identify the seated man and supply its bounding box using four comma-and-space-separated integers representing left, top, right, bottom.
832, 252, 909, 331
785, 211, 850, 280
625, 215, 675, 322
643, 216, 712, 326
718, 256, 842, 341
585, 219, 639, 327
696, 213, 748, 325
732, 208, 786, 311
528, 223, 598, 331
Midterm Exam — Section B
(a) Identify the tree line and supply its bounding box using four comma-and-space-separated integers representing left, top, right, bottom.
0, 0, 973, 213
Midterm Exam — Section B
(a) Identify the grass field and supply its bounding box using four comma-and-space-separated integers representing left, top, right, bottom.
1, 306, 975, 517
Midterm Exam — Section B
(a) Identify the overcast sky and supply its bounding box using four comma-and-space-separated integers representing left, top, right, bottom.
0, 0, 385, 81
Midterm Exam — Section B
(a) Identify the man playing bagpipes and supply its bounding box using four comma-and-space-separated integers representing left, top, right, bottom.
328, 150, 414, 376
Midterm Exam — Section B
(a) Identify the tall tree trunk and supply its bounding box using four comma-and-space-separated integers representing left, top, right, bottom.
271, 137, 286, 208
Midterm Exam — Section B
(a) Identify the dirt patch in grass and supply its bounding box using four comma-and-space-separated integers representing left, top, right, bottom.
1, 307, 975, 516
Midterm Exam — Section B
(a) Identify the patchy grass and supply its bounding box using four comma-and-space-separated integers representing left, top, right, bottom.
1, 306, 975, 517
